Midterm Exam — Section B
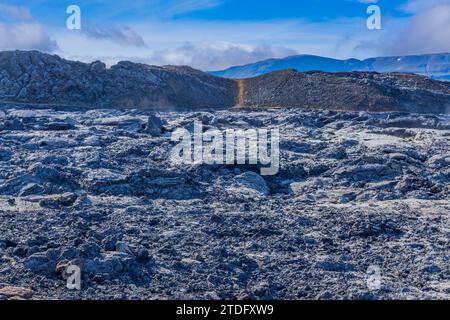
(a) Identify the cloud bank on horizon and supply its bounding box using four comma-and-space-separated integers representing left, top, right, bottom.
0, 0, 449, 70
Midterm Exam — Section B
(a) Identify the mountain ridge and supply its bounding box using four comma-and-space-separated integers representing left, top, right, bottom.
238, 69, 450, 114
0, 50, 449, 114
0, 50, 237, 110
210, 53, 450, 81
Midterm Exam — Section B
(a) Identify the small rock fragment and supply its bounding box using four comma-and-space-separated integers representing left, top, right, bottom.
116, 242, 133, 255
0, 286, 33, 299
144, 113, 163, 136
39, 193, 78, 208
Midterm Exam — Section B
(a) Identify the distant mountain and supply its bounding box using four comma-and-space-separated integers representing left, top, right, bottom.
0, 51, 449, 114
210, 53, 450, 81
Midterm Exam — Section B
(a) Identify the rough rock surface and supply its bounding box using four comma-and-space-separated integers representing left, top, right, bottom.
0, 51, 237, 110
0, 286, 33, 299
239, 69, 450, 113
0, 106, 448, 300
0, 51, 449, 114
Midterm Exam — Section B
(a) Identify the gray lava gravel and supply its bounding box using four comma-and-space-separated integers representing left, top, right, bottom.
0, 106, 449, 300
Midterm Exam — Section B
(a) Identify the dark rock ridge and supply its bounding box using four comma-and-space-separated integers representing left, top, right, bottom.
0, 50, 237, 110
0, 51, 449, 113
239, 69, 450, 114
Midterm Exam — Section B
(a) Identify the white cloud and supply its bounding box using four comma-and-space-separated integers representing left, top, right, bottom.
0, 4, 57, 52
61, 41, 297, 71
56, 18, 369, 69
0, 22, 58, 51
381, 4, 450, 55
399, 0, 450, 13
0, 3, 32, 20
358, 0, 379, 4
2, 0, 449, 71
164, 0, 223, 16
83, 25, 147, 47
51, 2, 450, 70
147, 42, 297, 70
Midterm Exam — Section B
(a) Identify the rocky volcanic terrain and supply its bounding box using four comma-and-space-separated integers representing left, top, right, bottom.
1, 51, 449, 113
240, 70, 450, 114
0, 106, 449, 300
0, 51, 237, 110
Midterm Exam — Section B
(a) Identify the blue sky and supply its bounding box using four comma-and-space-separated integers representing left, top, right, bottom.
0, 0, 449, 70
0, 0, 413, 22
